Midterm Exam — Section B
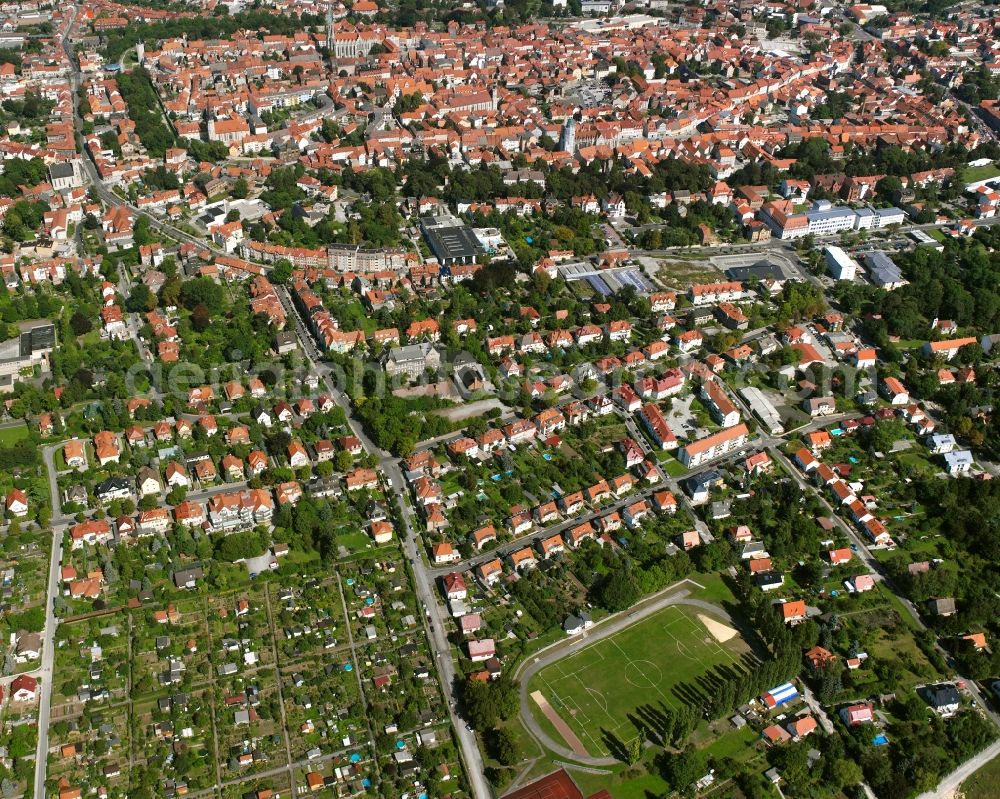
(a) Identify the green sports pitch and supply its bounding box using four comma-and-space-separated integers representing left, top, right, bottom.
528, 603, 753, 758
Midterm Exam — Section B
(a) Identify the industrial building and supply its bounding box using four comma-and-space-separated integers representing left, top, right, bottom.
0, 320, 56, 392
420, 216, 481, 266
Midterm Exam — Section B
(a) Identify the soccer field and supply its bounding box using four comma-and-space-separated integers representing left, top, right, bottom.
528, 603, 753, 757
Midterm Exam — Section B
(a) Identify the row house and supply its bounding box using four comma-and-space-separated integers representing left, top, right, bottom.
678, 423, 750, 468
639, 403, 678, 450
701, 380, 742, 428
635, 369, 685, 401
688, 281, 743, 305
206, 489, 274, 533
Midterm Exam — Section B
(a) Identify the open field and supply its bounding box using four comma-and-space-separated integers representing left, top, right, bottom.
653, 258, 721, 289
527, 603, 753, 758
0, 422, 29, 446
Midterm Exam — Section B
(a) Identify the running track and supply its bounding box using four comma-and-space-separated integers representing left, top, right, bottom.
514, 578, 738, 766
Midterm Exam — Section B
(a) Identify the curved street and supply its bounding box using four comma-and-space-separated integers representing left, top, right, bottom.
914, 740, 1000, 799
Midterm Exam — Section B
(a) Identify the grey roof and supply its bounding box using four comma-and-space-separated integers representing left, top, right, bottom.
386, 342, 437, 366
943, 450, 973, 467
563, 613, 588, 631
864, 251, 905, 286
173, 567, 205, 587
685, 469, 723, 492
95, 477, 131, 494
421, 218, 480, 261
928, 597, 956, 614
753, 570, 784, 587
806, 206, 855, 222
922, 683, 960, 708
50, 162, 75, 179
0, 321, 55, 364
725, 261, 787, 282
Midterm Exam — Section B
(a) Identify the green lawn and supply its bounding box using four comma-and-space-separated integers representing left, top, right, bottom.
655, 452, 689, 476
961, 752, 1000, 799
699, 722, 759, 762
528, 603, 753, 757
0, 422, 29, 446
574, 765, 668, 799
337, 531, 374, 553
582, 422, 628, 450
895, 451, 938, 476
692, 571, 739, 606
963, 163, 1000, 184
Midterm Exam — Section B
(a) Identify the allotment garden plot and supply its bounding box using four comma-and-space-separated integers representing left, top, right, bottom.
528, 603, 752, 758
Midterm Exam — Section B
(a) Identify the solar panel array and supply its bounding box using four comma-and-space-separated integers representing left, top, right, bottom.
558, 263, 656, 296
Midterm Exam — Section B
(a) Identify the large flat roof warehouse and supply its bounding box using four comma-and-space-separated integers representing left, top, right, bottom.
0, 320, 56, 364
739, 386, 784, 435
420, 216, 481, 265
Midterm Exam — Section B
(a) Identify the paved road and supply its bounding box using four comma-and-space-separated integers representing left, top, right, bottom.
915, 739, 1000, 799
32, 527, 64, 799
512, 578, 733, 765
387, 465, 493, 799
34, 10, 79, 794
800, 681, 835, 734
41, 444, 72, 527
274, 282, 493, 799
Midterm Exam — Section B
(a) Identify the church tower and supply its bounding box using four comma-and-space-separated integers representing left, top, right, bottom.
560, 116, 576, 154
326, 3, 337, 68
